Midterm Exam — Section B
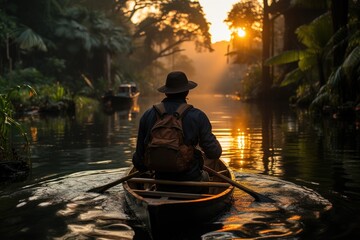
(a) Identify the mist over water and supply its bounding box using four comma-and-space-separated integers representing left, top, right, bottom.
174, 42, 244, 95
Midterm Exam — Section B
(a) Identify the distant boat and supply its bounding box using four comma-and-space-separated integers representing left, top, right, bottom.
102, 83, 140, 110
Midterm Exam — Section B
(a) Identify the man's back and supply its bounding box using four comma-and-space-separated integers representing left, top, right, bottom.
132, 71, 222, 189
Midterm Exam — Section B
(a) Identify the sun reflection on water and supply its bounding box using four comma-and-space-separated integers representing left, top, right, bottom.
201, 95, 285, 175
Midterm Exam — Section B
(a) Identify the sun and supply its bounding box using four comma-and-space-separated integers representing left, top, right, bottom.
236, 28, 246, 38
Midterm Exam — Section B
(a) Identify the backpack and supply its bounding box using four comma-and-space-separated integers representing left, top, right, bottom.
144, 103, 194, 172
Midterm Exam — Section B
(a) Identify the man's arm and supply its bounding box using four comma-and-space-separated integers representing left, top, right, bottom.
132, 115, 148, 171
198, 112, 222, 159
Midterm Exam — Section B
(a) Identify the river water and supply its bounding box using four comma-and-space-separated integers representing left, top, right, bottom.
1, 94, 359, 239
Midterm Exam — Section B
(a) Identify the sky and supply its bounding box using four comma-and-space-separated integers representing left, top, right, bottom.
198, 0, 240, 43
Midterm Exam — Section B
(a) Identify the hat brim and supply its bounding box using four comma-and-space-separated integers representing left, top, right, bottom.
157, 81, 197, 94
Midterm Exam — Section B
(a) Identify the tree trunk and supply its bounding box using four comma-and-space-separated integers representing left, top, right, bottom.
261, 0, 271, 99
331, 0, 350, 103
331, 0, 348, 68
6, 34, 12, 72
105, 53, 112, 89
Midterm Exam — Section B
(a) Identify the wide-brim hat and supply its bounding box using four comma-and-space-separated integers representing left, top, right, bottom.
157, 71, 197, 94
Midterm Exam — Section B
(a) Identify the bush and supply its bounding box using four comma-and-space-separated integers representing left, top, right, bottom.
0, 85, 34, 177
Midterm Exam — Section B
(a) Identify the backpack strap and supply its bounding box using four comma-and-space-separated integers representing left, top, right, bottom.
153, 103, 193, 119
175, 103, 193, 119
153, 103, 166, 119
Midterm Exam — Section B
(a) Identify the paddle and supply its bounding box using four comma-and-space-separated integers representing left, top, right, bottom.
203, 166, 275, 203
87, 170, 143, 194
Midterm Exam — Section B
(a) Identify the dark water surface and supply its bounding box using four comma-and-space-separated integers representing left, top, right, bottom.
1, 94, 359, 239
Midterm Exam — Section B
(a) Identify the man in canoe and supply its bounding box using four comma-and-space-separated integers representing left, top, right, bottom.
132, 71, 222, 193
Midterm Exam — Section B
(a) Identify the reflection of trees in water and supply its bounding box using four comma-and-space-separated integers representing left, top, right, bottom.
260, 102, 273, 175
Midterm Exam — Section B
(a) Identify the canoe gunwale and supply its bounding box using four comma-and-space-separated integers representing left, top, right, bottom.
122, 159, 235, 237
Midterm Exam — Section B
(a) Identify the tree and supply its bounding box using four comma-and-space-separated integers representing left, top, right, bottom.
0, 1, 52, 73
225, 0, 271, 99
225, 0, 262, 39
265, 14, 334, 101
330, 0, 349, 67
53, 7, 131, 89
119, 0, 212, 70
225, 0, 262, 64
311, 1, 360, 108
266, 0, 360, 109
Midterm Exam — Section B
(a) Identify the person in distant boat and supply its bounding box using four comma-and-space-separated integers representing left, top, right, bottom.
132, 71, 222, 192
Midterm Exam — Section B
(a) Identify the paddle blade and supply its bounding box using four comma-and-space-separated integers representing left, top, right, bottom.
203, 166, 275, 203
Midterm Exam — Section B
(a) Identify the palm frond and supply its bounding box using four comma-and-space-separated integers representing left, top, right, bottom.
295, 13, 332, 50
298, 51, 317, 71
15, 28, 47, 51
265, 50, 305, 65
327, 67, 344, 90
343, 46, 360, 78
310, 90, 330, 110
281, 68, 305, 87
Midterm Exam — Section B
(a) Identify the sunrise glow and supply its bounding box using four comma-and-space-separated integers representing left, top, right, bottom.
198, 0, 240, 43
237, 28, 246, 38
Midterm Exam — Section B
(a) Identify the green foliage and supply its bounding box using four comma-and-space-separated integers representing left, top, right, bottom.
295, 13, 333, 52
311, 46, 360, 110
3, 68, 51, 87
0, 0, 212, 97
1, 68, 72, 109
280, 68, 305, 87
14, 28, 47, 51
37, 82, 68, 102
39, 57, 67, 78
54, 7, 131, 54
266, 13, 333, 88
0, 10, 17, 44
342, 46, 360, 79
0, 85, 35, 162
239, 63, 262, 100
265, 50, 306, 66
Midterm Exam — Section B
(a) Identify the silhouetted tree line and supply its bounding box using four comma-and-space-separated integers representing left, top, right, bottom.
0, 0, 212, 97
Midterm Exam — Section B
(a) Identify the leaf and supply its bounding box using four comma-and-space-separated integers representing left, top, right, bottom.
15, 28, 47, 51
310, 91, 330, 110
343, 46, 360, 78
281, 68, 304, 87
327, 67, 344, 90
298, 52, 317, 71
265, 50, 304, 65
295, 13, 332, 50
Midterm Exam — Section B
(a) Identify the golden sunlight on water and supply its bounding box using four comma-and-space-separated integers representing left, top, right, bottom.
190, 94, 282, 174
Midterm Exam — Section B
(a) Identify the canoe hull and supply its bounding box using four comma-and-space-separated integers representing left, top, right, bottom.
102, 92, 139, 109
123, 159, 234, 238
101, 83, 140, 110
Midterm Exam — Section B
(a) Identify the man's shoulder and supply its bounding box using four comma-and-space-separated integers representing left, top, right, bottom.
140, 106, 157, 119
186, 106, 207, 118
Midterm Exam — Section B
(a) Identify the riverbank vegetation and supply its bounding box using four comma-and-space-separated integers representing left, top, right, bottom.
226, 0, 359, 119
0, 85, 34, 181
0, 0, 213, 181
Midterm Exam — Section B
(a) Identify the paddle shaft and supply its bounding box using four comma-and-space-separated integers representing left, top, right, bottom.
87, 170, 143, 193
203, 166, 275, 203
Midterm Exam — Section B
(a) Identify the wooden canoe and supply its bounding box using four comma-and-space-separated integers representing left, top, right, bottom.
122, 159, 235, 238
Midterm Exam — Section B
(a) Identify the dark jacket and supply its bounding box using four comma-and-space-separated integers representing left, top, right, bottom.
132, 97, 222, 180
